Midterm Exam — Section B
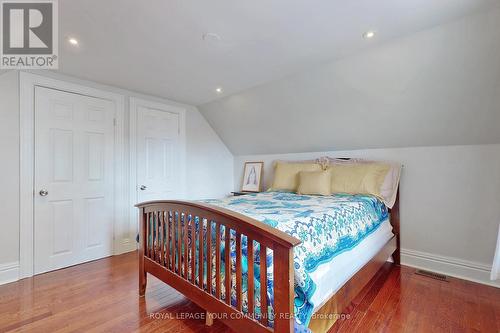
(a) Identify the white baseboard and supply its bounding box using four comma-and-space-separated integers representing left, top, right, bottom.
114, 239, 138, 255
401, 248, 500, 288
0, 261, 20, 285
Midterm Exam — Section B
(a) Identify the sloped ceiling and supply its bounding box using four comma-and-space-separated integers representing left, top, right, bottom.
199, 6, 500, 155
57, 0, 496, 105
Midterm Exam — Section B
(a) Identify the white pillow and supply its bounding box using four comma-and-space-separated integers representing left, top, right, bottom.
320, 157, 401, 208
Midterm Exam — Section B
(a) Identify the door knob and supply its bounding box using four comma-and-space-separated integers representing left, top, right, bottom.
140, 185, 147, 191
39, 189, 48, 196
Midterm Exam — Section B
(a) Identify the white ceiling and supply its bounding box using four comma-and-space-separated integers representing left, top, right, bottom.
200, 6, 500, 155
57, 0, 497, 105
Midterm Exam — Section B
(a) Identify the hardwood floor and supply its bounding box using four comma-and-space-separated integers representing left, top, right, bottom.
0, 252, 498, 333
330, 262, 499, 333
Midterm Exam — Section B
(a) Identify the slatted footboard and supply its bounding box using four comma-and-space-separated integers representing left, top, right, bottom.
136, 200, 301, 333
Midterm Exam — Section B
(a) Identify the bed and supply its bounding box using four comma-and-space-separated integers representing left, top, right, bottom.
136, 177, 400, 333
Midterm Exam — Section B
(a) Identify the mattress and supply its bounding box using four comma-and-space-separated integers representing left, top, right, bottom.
309, 218, 394, 311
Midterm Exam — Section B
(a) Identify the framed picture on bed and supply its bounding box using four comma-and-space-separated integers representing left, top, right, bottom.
241, 161, 263, 192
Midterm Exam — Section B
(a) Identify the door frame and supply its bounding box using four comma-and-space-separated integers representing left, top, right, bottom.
19, 72, 128, 279
129, 97, 187, 247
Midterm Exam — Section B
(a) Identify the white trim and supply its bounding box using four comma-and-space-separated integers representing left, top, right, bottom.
490, 224, 500, 280
401, 248, 500, 288
0, 262, 20, 285
19, 72, 129, 279
129, 97, 187, 248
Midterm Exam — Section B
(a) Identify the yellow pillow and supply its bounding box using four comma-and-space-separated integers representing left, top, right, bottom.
297, 170, 332, 196
270, 162, 322, 192
330, 163, 390, 198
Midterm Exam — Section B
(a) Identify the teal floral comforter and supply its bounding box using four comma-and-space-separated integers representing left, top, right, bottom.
202, 191, 388, 326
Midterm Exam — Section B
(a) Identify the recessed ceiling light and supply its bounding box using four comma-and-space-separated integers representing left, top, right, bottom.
203, 32, 221, 42
68, 37, 79, 46
363, 31, 376, 39
215, 87, 223, 94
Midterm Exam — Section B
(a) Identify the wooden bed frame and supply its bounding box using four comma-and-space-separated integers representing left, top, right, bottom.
136, 191, 400, 333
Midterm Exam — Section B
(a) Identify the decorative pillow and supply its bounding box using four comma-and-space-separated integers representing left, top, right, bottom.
297, 170, 332, 196
329, 163, 391, 199
322, 157, 401, 208
270, 161, 322, 192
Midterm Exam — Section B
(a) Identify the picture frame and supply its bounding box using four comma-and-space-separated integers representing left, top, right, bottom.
241, 162, 263, 192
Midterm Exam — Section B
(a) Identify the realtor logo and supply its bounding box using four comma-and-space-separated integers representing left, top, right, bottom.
1, 0, 58, 68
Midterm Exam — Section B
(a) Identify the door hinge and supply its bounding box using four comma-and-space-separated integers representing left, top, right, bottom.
113, 118, 117, 126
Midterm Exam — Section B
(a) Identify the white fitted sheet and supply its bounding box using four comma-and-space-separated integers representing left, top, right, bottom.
309, 219, 394, 311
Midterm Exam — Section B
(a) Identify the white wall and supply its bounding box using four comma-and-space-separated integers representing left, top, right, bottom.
186, 109, 234, 199
235, 144, 500, 286
200, 6, 500, 155
0, 70, 233, 284
0, 71, 19, 266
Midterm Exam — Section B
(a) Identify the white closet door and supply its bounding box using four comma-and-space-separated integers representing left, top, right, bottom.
136, 106, 181, 203
34, 86, 115, 274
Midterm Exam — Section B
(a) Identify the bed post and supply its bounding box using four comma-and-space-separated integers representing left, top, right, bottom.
390, 189, 401, 265
273, 246, 295, 333
139, 207, 147, 296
